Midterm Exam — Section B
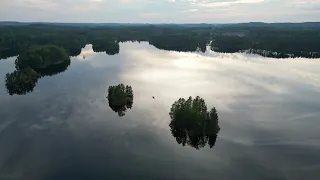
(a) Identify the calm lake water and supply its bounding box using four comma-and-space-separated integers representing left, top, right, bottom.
0, 42, 320, 180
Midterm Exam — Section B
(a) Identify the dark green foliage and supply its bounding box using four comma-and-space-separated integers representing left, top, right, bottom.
211, 27, 320, 58
15, 45, 70, 70
107, 84, 133, 117
5, 68, 40, 95
211, 35, 251, 53
169, 96, 220, 149
0, 26, 87, 58
150, 34, 207, 52
35, 60, 71, 77
4, 45, 71, 95
0, 24, 320, 59
92, 40, 120, 55
0, 48, 20, 59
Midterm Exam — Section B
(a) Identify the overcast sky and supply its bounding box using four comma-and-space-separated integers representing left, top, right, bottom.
0, 0, 319, 23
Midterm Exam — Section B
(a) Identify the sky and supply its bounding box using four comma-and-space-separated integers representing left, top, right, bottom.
0, 0, 319, 23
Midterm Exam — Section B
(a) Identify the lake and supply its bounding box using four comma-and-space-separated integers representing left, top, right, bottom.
0, 42, 320, 180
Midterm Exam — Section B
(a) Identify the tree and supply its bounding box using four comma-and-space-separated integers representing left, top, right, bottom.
107, 83, 134, 117
92, 40, 120, 55
1, 24, 320, 59
36, 60, 71, 77
15, 44, 70, 70
4, 44, 72, 95
5, 68, 40, 95
169, 96, 220, 149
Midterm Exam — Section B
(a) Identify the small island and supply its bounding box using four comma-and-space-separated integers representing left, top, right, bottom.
15, 44, 70, 70
36, 60, 71, 77
5, 44, 71, 95
5, 68, 40, 95
107, 83, 134, 117
92, 40, 120, 55
169, 96, 220, 149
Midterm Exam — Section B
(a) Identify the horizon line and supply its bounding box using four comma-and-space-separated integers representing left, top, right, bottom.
1, 21, 320, 24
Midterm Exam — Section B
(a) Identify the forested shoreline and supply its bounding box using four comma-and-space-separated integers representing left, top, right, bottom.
1, 23, 319, 59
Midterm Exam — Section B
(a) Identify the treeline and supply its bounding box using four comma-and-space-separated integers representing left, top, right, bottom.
1, 24, 320, 59
5, 45, 71, 95
211, 27, 320, 58
0, 25, 87, 58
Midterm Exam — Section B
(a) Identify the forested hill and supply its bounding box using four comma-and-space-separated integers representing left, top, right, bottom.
0, 21, 150, 27
0, 23, 319, 59
216, 22, 320, 29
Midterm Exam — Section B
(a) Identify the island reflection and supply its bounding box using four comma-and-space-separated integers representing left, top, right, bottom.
169, 96, 220, 149
107, 83, 134, 117
5, 45, 71, 95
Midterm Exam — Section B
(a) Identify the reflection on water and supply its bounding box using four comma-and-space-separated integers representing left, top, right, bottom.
169, 96, 220, 149
76, 44, 95, 60
107, 83, 134, 117
5, 68, 40, 95
4, 60, 71, 95
36, 60, 71, 77
0, 42, 320, 180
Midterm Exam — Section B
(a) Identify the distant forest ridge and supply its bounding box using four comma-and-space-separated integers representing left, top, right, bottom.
0, 22, 319, 59
1, 21, 320, 28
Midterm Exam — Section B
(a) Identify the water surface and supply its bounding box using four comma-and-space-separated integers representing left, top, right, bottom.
0, 42, 320, 180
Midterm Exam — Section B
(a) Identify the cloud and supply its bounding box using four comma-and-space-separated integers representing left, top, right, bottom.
290, 0, 320, 9
188, 9, 199, 12
197, 0, 265, 7
117, 42, 320, 118
87, 0, 104, 2
0, 0, 319, 22
15, 0, 59, 10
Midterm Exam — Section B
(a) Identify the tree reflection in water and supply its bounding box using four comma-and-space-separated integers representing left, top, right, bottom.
5, 68, 40, 95
5, 60, 71, 95
107, 83, 133, 117
169, 96, 220, 149
35, 60, 71, 77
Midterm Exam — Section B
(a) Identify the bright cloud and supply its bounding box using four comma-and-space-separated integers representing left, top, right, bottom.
291, 0, 320, 9
197, 0, 265, 7
0, 0, 319, 22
